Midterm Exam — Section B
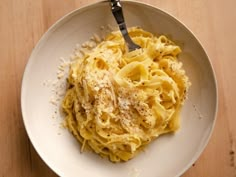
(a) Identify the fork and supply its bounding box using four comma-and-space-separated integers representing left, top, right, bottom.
109, 0, 141, 52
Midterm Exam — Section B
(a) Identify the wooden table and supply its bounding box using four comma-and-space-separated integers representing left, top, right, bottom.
0, 0, 235, 176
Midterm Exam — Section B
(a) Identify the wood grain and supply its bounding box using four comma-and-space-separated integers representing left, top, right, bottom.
0, 0, 235, 176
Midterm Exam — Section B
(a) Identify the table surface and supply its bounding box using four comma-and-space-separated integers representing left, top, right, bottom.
0, 0, 236, 176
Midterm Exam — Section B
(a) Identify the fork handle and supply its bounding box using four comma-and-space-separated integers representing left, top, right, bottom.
110, 0, 125, 25
109, 0, 134, 46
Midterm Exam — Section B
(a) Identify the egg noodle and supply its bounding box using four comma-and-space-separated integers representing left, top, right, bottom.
62, 27, 190, 162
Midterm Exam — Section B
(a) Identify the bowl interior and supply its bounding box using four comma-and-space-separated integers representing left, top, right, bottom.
21, 1, 217, 177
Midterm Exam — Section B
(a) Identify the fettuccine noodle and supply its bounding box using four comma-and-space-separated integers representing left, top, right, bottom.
62, 27, 190, 162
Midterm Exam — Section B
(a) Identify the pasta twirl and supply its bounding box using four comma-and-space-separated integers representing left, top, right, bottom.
62, 27, 190, 162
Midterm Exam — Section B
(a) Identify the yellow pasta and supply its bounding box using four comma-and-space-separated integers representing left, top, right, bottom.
62, 27, 190, 162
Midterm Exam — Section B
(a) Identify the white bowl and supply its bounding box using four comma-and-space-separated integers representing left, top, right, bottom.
21, 1, 218, 177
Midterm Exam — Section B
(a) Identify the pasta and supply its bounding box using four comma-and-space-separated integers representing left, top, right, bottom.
62, 27, 190, 162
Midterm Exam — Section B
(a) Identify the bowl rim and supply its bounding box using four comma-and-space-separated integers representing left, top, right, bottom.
21, 1, 218, 177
